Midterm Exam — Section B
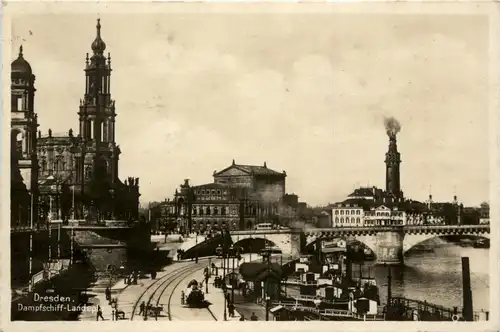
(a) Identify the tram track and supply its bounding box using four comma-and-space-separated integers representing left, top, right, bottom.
130, 259, 211, 321
166, 264, 218, 321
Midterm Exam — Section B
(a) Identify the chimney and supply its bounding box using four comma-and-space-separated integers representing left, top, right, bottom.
184, 179, 189, 186
385, 134, 401, 198
264, 161, 267, 168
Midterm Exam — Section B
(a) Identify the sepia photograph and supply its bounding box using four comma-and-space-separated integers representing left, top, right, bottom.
3, 1, 498, 328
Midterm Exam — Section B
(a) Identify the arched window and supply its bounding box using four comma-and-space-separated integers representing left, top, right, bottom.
356, 210, 360, 215
199, 207, 204, 216
192, 207, 197, 215
206, 207, 211, 215
335, 217, 339, 223
89, 120, 94, 139
54, 158, 62, 172
340, 218, 344, 223
340, 210, 344, 215
335, 210, 339, 215
85, 167, 92, 179
356, 218, 360, 223
221, 207, 226, 215
214, 207, 218, 215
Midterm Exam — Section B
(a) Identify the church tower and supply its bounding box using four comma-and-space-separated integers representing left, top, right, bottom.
77, 19, 120, 188
11, 45, 39, 226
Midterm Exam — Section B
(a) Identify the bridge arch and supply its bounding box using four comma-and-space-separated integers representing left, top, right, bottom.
233, 237, 277, 253
305, 235, 377, 257
404, 233, 490, 256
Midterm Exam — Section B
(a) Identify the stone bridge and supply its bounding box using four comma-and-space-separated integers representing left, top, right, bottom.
230, 225, 490, 265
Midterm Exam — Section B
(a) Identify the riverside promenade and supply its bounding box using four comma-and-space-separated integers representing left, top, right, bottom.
79, 257, 242, 321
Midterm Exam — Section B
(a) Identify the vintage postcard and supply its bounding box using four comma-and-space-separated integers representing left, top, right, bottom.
1, 1, 499, 332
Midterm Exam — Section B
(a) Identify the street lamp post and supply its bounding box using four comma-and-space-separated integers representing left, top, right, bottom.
222, 247, 227, 321
230, 245, 235, 303
261, 248, 271, 321
28, 191, 34, 292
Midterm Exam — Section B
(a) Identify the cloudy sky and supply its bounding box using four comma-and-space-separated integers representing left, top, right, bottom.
10, 8, 490, 206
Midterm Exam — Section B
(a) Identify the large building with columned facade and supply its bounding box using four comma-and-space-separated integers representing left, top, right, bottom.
164, 160, 289, 232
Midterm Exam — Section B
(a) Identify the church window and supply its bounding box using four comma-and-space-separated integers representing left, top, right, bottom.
101, 122, 105, 141
90, 120, 94, 139
85, 167, 92, 179
17, 96, 23, 111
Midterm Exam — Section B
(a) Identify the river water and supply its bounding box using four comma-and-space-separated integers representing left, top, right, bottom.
358, 242, 490, 312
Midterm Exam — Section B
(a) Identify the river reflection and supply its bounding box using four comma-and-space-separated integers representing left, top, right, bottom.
358, 244, 490, 311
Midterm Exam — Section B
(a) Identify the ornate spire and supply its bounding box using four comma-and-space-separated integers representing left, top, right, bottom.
91, 18, 106, 55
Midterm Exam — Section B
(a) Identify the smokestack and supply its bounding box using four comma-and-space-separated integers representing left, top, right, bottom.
384, 116, 401, 139
384, 117, 402, 198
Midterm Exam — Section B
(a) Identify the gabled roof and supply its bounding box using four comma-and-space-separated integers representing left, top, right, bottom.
239, 262, 283, 281
214, 162, 285, 177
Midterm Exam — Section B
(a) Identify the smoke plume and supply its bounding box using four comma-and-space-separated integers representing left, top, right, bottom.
384, 116, 402, 138
260, 186, 283, 203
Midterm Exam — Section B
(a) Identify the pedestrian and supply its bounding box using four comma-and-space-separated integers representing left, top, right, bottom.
96, 305, 105, 321
181, 291, 185, 305
105, 286, 111, 302
239, 315, 245, 321
139, 301, 145, 316
250, 312, 258, 321
228, 302, 235, 317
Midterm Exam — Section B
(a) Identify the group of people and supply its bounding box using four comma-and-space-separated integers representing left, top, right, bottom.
138, 300, 161, 320
125, 271, 140, 285
239, 312, 259, 321
95, 286, 125, 321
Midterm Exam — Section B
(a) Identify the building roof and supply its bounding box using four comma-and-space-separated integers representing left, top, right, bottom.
11, 46, 32, 75
239, 262, 283, 282
347, 187, 383, 198
335, 198, 375, 211
214, 160, 286, 177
